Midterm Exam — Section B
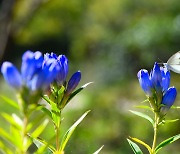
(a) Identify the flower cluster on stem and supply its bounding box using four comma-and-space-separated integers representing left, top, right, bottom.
137, 62, 177, 153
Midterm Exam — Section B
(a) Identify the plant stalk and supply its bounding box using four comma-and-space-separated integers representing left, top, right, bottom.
152, 112, 159, 153
21, 115, 28, 154
56, 111, 61, 151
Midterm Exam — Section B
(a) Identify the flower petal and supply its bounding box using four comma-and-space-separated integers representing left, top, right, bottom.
161, 67, 170, 92
66, 71, 81, 95
1, 62, 22, 89
29, 58, 57, 91
56, 55, 68, 85
161, 87, 177, 107
21, 50, 43, 82
151, 62, 162, 92
137, 69, 153, 96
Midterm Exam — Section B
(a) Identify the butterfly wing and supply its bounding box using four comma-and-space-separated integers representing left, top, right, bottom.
167, 51, 180, 73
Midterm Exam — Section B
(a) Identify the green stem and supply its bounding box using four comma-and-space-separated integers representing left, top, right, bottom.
56, 112, 61, 151
21, 115, 28, 154
152, 112, 159, 153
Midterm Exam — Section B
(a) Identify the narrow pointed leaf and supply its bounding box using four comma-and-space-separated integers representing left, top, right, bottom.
26, 119, 49, 149
32, 137, 56, 153
27, 113, 45, 132
129, 110, 154, 125
10, 125, 22, 149
93, 145, 104, 154
42, 95, 52, 104
41, 106, 52, 119
155, 134, 180, 153
164, 119, 179, 124
0, 140, 13, 154
0, 127, 19, 147
127, 139, 143, 154
171, 106, 180, 109
134, 105, 152, 111
30, 119, 49, 138
129, 137, 152, 153
1, 113, 22, 130
0, 95, 19, 109
67, 82, 93, 102
60, 110, 90, 151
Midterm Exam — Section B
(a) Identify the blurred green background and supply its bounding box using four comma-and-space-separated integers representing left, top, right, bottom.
0, 0, 180, 153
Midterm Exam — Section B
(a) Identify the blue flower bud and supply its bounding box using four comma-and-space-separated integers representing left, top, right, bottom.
151, 62, 162, 92
160, 87, 177, 115
161, 87, 177, 107
29, 58, 58, 91
160, 67, 170, 92
137, 69, 153, 96
1, 62, 22, 89
56, 55, 68, 85
66, 71, 81, 95
21, 50, 43, 82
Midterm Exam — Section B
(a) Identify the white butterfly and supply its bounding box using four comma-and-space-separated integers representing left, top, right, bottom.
166, 51, 180, 74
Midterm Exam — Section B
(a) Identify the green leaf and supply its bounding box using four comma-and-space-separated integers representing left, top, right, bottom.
27, 113, 45, 132
163, 119, 179, 124
0, 140, 13, 154
134, 105, 152, 111
127, 139, 143, 154
10, 125, 22, 149
41, 106, 52, 119
171, 105, 180, 109
129, 110, 154, 125
50, 101, 61, 127
93, 145, 104, 154
155, 134, 180, 153
139, 99, 149, 104
32, 136, 56, 154
1, 113, 22, 130
59, 110, 90, 151
42, 95, 52, 104
67, 82, 93, 102
129, 137, 152, 154
26, 119, 49, 150
0, 127, 19, 147
30, 119, 49, 138
57, 86, 65, 103
0, 95, 19, 109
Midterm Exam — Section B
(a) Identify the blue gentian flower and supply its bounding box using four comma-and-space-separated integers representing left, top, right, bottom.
1, 50, 58, 92
66, 71, 81, 95
137, 69, 153, 96
160, 67, 170, 92
44, 53, 68, 85
138, 62, 177, 115
151, 62, 162, 92
160, 87, 177, 115
56, 55, 68, 85
1, 62, 22, 89
162, 87, 177, 107
30, 58, 58, 91
21, 51, 43, 82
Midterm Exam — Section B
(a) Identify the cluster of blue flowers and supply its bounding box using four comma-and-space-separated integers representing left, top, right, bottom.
1, 51, 81, 95
137, 62, 177, 115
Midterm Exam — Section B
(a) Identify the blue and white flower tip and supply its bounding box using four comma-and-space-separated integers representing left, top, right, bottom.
1, 62, 22, 89
160, 87, 177, 115
66, 71, 81, 95
21, 50, 43, 81
151, 62, 162, 92
137, 69, 153, 96
160, 67, 170, 92
56, 55, 69, 85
